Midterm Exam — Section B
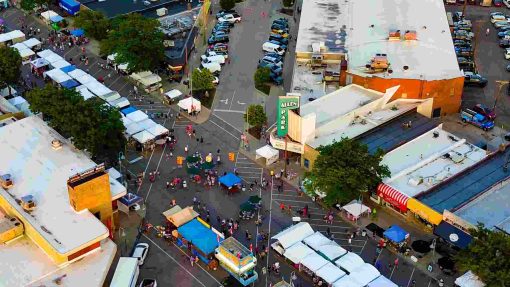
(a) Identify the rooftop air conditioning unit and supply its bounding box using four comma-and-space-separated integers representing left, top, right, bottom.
0, 174, 13, 189
20, 195, 36, 212
404, 30, 417, 41
51, 139, 63, 150
0, 217, 24, 244
312, 42, 321, 54
389, 29, 401, 40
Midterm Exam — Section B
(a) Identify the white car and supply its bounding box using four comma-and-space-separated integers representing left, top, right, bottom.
212, 76, 219, 85
203, 50, 228, 59
139, 279, 157, 287
218, 14, 241, 24
491, 15, 508, 23
201, 55, 225, 65
132, 243, 149, 265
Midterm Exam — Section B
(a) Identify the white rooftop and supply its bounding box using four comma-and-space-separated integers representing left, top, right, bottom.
290, 64, 339, 102
381, 125, 487, 198
0, 116, 122, 254
346, 0, 462, 80
455, 178, 510, 234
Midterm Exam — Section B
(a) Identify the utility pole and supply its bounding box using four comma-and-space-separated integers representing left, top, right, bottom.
462, 0, 468, 19
493, 80, 508, 111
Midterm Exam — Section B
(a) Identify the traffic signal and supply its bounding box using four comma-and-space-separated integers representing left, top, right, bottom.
228, 152, 235, 162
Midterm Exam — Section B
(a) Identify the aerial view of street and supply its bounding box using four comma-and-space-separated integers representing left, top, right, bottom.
0, 0, 509, 286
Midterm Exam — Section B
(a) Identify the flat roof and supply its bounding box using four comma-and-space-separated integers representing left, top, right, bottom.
0, 116, 117, 254
382, 125, 487, 198
84, 0, 200, 18
290, 64, 339, 102
346, 0, 462, 80
455, 178, 510, 234
418, 147, 510, 213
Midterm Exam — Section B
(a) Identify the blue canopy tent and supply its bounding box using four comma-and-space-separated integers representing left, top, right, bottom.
118, 192, 143, 214
50, 15, 64, 23
434, 221, 473, 249
60, 79, 79, 89
383, 225, 409, 244
61, 65, 76, 73
59, 0, 80, 16
177, 219, 222, 263
70, 29, 84, 37
219, 173, 242, 188
121, 106, 137, 115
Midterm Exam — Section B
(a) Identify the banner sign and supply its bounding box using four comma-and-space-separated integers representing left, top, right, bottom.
277, 95, 300, 137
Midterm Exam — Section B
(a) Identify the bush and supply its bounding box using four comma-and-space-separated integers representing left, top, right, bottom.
243, 104, 267, 127
220, 0, 236, 10
282, 0, 293, 7
254, 67, 271, 95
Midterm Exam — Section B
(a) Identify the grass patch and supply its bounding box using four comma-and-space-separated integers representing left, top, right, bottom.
255, 84, 270, 95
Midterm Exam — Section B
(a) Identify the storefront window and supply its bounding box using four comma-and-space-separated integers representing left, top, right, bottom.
304, 159, 309, 169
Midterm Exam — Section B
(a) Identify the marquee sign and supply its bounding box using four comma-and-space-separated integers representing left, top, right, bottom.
277, 95, 300, 137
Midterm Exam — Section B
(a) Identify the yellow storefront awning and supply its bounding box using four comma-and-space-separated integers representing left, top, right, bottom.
407, 198, 442, 226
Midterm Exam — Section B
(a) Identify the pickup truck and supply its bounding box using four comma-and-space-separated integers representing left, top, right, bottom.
218, 14, 242, 24
460, 109, 495, 131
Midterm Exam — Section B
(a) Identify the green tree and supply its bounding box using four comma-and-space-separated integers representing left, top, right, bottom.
244, 104, 267, 127
100, 13, 164, 73
454, 224, 510, 286
220, 0, 236, 10
282, 0, 293, 7
0, 46, 21, 97
254, 67, 271, 94
304, 138, 390, 206
73, 10, 111, 40
25, 85, 126, 164
19, 0, 51, 12
191, 68, 215, 92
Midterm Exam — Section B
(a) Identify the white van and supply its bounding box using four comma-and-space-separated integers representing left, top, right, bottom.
110, 257, 139, 287
200, 62, 221, 74
263, 41, 285, 56
201, 55, 225, 65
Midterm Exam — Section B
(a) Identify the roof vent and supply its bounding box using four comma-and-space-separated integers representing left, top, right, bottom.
0, 174, 13, 189
404, 30, 417, 40
20, 195, 36, 212
403, 65, 409, 70
433, 131, 440, 138
51, 139, 63, 150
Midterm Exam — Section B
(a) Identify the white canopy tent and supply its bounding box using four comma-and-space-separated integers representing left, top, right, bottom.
0, 30, 25, 44
68, 69, 88, 79
165, 89, 183, 101
125, 122, 144, 136
23, 38, 42, 49
178, 97, 201, 113
137, 118, 157, 130
8, 96, 27, 106
317, 241, 347, 261
455, 271, 485, 287
367, 275, 398, 287
132, 130, 156, 144
300, 252, 329, 273
122, 116, 134, 127
146, 124, 169, 138
44, 68, 72, 83
342, 202, 371, 219
130, 71, 153, 81
334, 252, 364, 273
303, 231, 332, 251
271, 222, 314, 252
332, 276, 362, 287
109, 97, 130, 109
45, 53, 64, 64
75, 86, 95, 100
76, 74, 97, 85
37, 49, 54, 58
126, 110, 149, 123
282, 242, 314, 264
315, 262, 346, 284
255, 145, 279, 166
31, 58, 49, 68
51, 59, 71, 69
100, 91, 121, 102
17, 48, 35, 59
348, 263, 380, 286
40, 10, 59, 22
86, 82, 112, 97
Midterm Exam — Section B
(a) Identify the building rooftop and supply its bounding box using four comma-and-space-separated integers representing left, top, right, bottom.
0, 116, 122, 255
290, 63, 339, 102
455, 178, 510, 234
381, 125, 487, 198
418, 147, 510, 213
84, 0, 199, 18
346, 0, 462, 80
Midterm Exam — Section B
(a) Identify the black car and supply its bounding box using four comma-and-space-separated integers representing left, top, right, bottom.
500, 39, 510, 48
208, 34, 229, 45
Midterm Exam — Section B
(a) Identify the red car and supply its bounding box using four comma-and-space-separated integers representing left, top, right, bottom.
472, 104, 496, 121
494, 0, 504, 6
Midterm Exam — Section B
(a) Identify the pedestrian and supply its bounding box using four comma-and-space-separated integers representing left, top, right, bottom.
200, 136, 203, 143
486, 28, 490, 36
81, 46, 85, 54
326, 227, 331, 237
190, 255, 194, 266
217, 215, 221, 224
184, 145, 189, 154
193, 196, 197, 205
166, 182, 170, 189
245, 230, 249, 240
206, 214, 210, 223
348, 237, 352, 245
280, 202, 285, 211
394, 257, 399, 269
171, 199, 176, 206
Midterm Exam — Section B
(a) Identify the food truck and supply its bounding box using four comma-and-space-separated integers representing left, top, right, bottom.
215, 237, 258, 286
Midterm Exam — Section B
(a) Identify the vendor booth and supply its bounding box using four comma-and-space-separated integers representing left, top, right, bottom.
109, 97, 130, 109
0, 30, 25, 46
283, 242, 314, 265
317, 241, 347, 261
315, 262, 346, 285
30, 58, 49, 76
75, 85, 95, 100
117, 192, 143, 215
178, 97, 201, 114
162, 205, 198, 231
271, 222, 314, 255
255, 145, 279, 166
125, 122, 144, 137
164, 89, 183, 103
215, 237, 258, 286
384, 225, 410, 247
177, 218, 223, 264
455, 271, 485, 287
11, 43, 34, 64
59, 0, 80, 16
40, 10, 59, 24
60, 65, 76, 73
300, 252, 329, 274
51, 59, 71, 70
126, 110, 149, 123
145, 124, 169, 139
219, 173, 242, 192
348, 263, 380, 286
332, 276, 362, 287
44, 68, 72, 84
334, 252, 364, 273
22, 38, 42, 51
60, 79, 79, 89
121, 106, 137, 116
303, 231, 331, 251
367, 275, 398, 287
342, 201, 371, 221
132, 130, 156, 146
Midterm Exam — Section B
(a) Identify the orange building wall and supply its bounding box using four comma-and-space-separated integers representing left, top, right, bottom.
348, 73, 464, 116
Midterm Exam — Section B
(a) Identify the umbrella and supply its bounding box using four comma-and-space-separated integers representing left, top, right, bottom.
437, 257, 455, 270
248, 195, 262, 204
201, 161, 214, 170
411, 240, 431, 253
186, 155, 200, 163
187, 166, 200, 175
240, 202, 255, 212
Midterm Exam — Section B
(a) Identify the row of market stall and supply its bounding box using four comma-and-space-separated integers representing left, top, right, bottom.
271, 222, 398, 287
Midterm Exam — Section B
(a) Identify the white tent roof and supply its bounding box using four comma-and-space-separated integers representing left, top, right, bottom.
178, 97, 201, 113
76, 86, 95, 100
76, 74, 96, 85
31, 58, 49, 68
317, 241, 347, 261
165, 89, 183, 100
367, 275, 398, 287
342, 202, 371, 217
86, 82, 112, 97
101, 91, 121, 102
40, 10, 59, 21
349, 263, 380, 286
0, 30, 25, 42
122, 116, 134, 127
109, 97, 130, 109
126, 110, 149, 123
125, 122, 144, 136
139, 74, 162, 86
8, 96, 27, 106
117, 63, 128, 71
23, 38, 41, 48
300, 252, 329, 273
272, 222, 314, 249
107, 53, 117, 61
303, 231, 332, 251
68, 69, 88, 79
130, 71, 153, 81
256, 145, 279, 160
37, 49, 54, 58
45, 53, 64, 64
455, 271, 485, 287
146, 124, 169, 137
334, 252, 364, 273
51, 59, 71, 69
17, 48, 35, 58
138, 118, 157, 130
316, 262, 346, 284
11, 42, 28, 50
44, 69, 72, 83
283, 242, 315, 264
132, 130, 155, 144
332, 276, 363, 287
107, 167, 122, 181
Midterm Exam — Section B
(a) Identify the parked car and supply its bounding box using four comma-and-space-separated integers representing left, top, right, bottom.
454, 40, 471, 47
273, 18, 289, 26
457, 57, 471, 64
258, 56, 283, 68
270, 73, 283, 85
490, 11, 505, 17
200, 62, 221, 74
268, 63, 283, 75
208, 43, 229, 52
271, 23, 288, 31
212, 25, 230, 33
139, 279, 157, 287
491, 14, 508, 23
498, 30, 510, 37
498, 25, 510, 32
454, 26, 472, 32
494, 21, 510, 28
201, 55, 225, 65
269, 40, 287, 50
472, 103, 496, 120
132, 243, 149, 266
495, 0, 504, 7
506, 63, 510, 71
212, 30, 228, 37
460, 109, 495, 131
269, 33, 288, 45
203, 50, 228, 59
505, 48, 510, 59
208, 34, 229, 45
464, 72, 488, 87
218, 14, 242, 23
262, 41, 285, 55
212, 76, 219, 85
272, 29, 289, 37
216, 9, 237, 19
264, 52, 284, 61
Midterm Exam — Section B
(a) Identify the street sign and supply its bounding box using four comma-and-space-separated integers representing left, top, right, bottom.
277, 95, 300, 137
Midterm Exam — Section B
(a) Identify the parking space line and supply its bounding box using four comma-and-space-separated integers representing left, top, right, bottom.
407, 267, 416, 287
208, 119, 240, 140
310, 224, 350, 228
210, 113, 244, 134
228, 90, 236, 110
360, 239, 368, 254
272, 198, 315, 204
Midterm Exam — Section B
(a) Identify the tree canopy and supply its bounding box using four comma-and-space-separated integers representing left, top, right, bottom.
254, 67, 271, 94
304, 138, 390, 206
244, 104, 267, 127
282, 0, 293, 7
454, 224, 510, 286
73, 9, 111, 40
192, 68, 215, 92
25, 85, 126, 164
19, 0, 51, 12
220, 0, 236, 10
0, 46, 22, 96
100, 13, 164, 73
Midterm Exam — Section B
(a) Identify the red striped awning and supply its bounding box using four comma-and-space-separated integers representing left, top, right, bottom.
377, 183, 409, 212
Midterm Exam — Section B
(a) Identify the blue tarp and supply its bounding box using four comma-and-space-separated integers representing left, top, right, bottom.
70, 29, 84, 37
219, 173, 242, 188
60, 79, 79, 89
61, 65, 76, 73
59, 0, 80, 15
434, 221, 473, 249
121, 106, 137, 115
118, 192, 143, 207
383, 225, 409, 243
177, 219, 221, 255
50, 15, 64, 23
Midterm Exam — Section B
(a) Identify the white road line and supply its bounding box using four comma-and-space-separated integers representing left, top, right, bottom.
142, 235, 211, 287
376, 246, 384, 262
209, 119, 240, 140
427, 279, 432, 287
228, 90, 236, 110
360, 238, 368, 254
234, 166, 263, 169
210, 113, 243, 134
267, 121, 276, 130
310, 224, 350, 228
214, 109, 246, 114
390, 265, 396, 279
272, 198, 315, 204
407, 267, 416, 287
